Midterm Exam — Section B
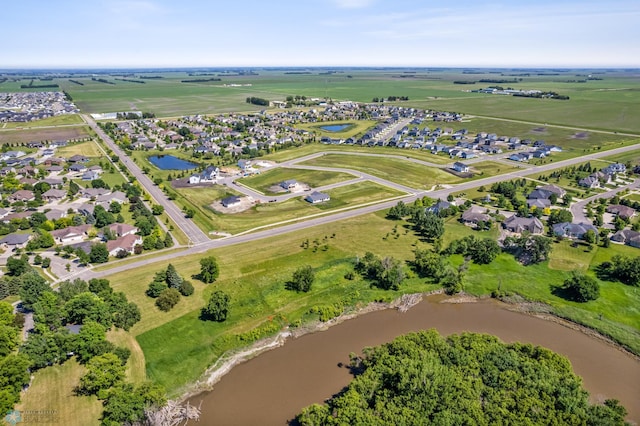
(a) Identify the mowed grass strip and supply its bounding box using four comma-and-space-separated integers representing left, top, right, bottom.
107, 328, 147, 384
469, 161, 523, 178
263, 143, 453, 165
16, 358, 101, 426
301, 153, 462, 189
237, 167, 356, 194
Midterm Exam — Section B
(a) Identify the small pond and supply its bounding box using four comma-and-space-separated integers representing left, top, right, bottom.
320, 124, 351, 132
148, 155, 197, 170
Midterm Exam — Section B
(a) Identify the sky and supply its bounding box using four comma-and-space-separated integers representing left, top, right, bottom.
4, 0, 639, 68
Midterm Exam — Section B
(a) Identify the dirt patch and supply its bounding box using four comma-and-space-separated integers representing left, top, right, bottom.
571, 132, 590, 139
530, 127, 547, 134
210, 196, 255, 214
0, 127, 91, 144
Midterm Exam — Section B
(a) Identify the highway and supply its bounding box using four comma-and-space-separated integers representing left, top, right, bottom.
82, 114, 210, 244
68, 136, 640, 283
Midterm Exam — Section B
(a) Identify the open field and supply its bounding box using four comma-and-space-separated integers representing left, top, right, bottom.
300, 153, 462, 189
263, 143, 454, 165
237, 167, 355, 194
468, 161, 523, 178
56, 140, 103, 157
3, 69, 634, 133
15, 358, 101, 426
1, 114, 84, 128
171, 181, 404, 235
101, 211, 640, 395
0, 126, 92, 144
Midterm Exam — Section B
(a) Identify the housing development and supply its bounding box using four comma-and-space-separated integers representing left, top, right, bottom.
0, 67, 639, 425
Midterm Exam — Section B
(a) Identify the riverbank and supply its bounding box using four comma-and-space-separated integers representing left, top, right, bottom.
180, 290, 639, 408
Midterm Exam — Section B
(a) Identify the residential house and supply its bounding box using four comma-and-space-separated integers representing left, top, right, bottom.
221, 195, 242, 208
7, 189, 35, 203
305, 191, 330, 204
527, 198, 551, 209
45, 209, 67, 221
611, 229, 640, 248
280, 179, 298, 190
426, 200, 452, 215
0, 233, 32, 250
460, 207, 492, 227
50, 225, 92, 244
82, 170, 101, 181
188, 165, 219, 184
503, 216, 544, 234
106, 234, 143, 257
451, 162, 469, 173
539, 184, 567, 198
41, 188, 67, 202
578, 175, 600, 189
552, 222, 597, 240
607, 204, 636, 220
79, 188, 110, 199
602, 163, 626, 176
69, 163, 87, 173
68, 155, 89, 163
107, 223, 138, 237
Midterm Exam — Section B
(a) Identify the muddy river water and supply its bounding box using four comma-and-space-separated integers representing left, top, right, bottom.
188, 296, 640, 425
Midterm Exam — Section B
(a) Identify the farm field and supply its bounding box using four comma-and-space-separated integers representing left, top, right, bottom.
0, 125, 92, 144
237, 167, 355, 194
4, 69, 640, 133
300, 153, 462, 189
1, 114, 84, 128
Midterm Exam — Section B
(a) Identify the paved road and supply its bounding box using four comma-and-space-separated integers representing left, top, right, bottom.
571, 179, 640, 223
81, 114, 210, 244
67, 138, 640, 283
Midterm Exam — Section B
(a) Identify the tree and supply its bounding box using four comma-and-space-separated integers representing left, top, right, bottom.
548, 208, 573, 226
152, 205, 164, 215
503, 235, 552, 265
378, 257, 405, 290
387, 201, 409, 220
6, 255, 30, 276
561, 272, 600, 302
90, 243, 109, 264
164, 232, 174, 248
411, 210, 444, 241
77, 352, 125, 396
32, 291, 63, 332
65, 292, 112, 327
20, 332, 66, 370
469, 238, 500, 265
19, 272, 51, 311
287, 265, 315, 292
202, 290, 230, 322
101, 383, 166, 425
155, 288, 180, 311
0, 354, 32, 415
178, 280, 194, 296
59, 278, 89, 302
413, 249, 448, 282
198, 256, 219, 283
0, 302, 19, 357
94, 205, 115, 228
91, 178, 109, 189
563, 193, 573, 206
296, 330, 628, 426
146, 280, 167, 298
165, 264, 183, 288
109, 201, 122, 214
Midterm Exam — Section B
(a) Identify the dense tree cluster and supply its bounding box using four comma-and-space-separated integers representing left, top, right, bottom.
355, 252, 405, 290
596, 255, 640, 287
201, 290, 230, 322
146, 264, 193, 310
197, 256, 219, 283
445, 235, 500, 265
297, 331, 627, 425
560, 272, 600, 302
503, 234, 553, 265
410, 210, 444, 241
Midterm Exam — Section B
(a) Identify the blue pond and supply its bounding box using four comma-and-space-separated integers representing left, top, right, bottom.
148, 155, 197, 170
320, 124, 351, 132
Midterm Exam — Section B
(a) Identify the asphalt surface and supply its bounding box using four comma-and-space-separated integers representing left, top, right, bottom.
82, 114, 210, 244
570, 179, 640, 223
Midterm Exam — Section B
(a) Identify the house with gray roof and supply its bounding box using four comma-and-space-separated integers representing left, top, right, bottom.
0, 233, 32, 249
552, 222, 597, 240
305, 191, 330, 204
503, 216, 544, 234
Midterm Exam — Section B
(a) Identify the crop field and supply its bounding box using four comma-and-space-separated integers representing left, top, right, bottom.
301, 153, 462, 189
237, 167, 355, 194
4, 69, 638, 133
1, 114, 84, 128
0, 125, 92, 144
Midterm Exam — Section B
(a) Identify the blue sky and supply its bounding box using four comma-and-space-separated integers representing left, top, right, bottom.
5, 0, 639, 68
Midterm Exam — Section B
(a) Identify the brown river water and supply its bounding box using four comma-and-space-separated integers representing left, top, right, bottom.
187, 296, 640, 425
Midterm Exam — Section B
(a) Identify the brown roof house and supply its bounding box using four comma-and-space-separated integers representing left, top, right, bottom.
606, 204, 636, 220
106, 234, 143, 257
503, 215, 544, 234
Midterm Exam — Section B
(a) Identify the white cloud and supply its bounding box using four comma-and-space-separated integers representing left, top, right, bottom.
331, 0, 375, 9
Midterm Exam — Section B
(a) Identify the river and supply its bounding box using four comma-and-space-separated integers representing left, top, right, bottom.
187, 296, 640, 425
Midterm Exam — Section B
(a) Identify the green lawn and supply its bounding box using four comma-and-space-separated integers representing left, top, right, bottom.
237, 167, 355, 194
56, 140, 103, 157
2, 114, 84, 128
301, 154, 462, 189
296, 120, 378, 139
171, 181, 404, 235
16, 358, 101, 426
468, 161, 523, 179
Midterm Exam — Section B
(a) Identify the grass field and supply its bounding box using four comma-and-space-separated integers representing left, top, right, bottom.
301, 153, 462, 189
0, 126, 92, 144
295, 120, 378, 139
263, 143, 454, 165
237, 167, 355, 194
15, 358, 101, 426
101, 211, 640, 395
56, 140, 103, 157
171, 181, 405, 235
469, 161, 523, 178
1, 114, 84, 129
